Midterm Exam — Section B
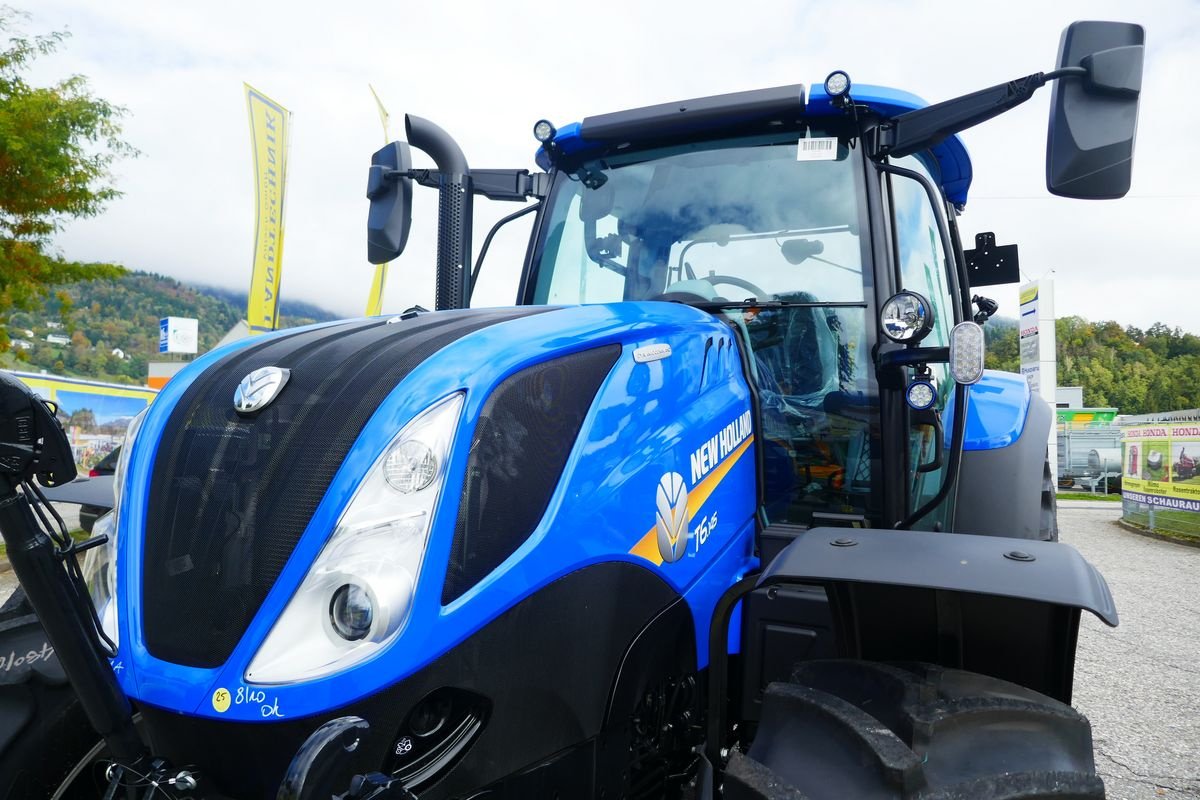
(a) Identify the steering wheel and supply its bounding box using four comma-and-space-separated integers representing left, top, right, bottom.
704, 274, 769, 300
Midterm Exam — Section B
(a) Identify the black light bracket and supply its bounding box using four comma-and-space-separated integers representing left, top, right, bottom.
964, 232, 1020, 288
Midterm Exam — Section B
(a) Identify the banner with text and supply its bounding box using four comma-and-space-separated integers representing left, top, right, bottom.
245, 84, 292, 334
1122, 424, 1200, 512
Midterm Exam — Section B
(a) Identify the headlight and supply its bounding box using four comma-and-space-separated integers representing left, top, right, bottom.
881, 291, 934, 344
245, 393, 464, 685
81, 406, 149, 648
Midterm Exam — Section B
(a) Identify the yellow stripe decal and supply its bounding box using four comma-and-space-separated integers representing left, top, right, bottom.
629, 435, 754, 566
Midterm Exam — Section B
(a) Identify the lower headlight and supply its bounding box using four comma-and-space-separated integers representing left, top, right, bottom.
245, 393, 464, 684
330, 584, 373, 641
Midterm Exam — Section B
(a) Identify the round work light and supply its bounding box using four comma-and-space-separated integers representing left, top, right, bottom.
881, 291, 935, 344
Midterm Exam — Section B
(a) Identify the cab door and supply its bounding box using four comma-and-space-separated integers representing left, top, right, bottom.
885, 155, 961, 530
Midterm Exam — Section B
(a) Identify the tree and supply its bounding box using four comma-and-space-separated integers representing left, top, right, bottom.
0, 8, 134, 349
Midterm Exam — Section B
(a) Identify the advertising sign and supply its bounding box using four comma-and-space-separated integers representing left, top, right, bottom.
245, 84, 292, 334
158, 317, 199, 354
1019, 282, 1042, 392
1122, 424, 1200, 512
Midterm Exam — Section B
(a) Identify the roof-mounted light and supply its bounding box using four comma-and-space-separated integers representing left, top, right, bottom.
824, 70, 852, 104
533, 119, 557, 143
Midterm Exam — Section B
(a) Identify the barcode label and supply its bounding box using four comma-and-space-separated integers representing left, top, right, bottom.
796, 137, 837, 161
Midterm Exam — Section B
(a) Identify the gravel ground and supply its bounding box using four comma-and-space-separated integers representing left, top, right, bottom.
1060, 501, 1200, 799
0, 502, 1195, 797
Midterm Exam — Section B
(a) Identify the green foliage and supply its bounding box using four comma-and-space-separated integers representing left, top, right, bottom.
0, 8, 134, 348
982, 316, 1200, 415
4, 270, 335, 383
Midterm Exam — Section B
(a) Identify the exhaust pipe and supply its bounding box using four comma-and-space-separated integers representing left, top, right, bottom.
405, 115, 472, 311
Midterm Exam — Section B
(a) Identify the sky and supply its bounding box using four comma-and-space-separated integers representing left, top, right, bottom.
26, 0, 1200, 332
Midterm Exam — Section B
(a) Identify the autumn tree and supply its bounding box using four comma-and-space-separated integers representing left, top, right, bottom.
0, 8, 134, 349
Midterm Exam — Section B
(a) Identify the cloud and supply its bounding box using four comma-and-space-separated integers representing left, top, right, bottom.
29, 0, 1200, 331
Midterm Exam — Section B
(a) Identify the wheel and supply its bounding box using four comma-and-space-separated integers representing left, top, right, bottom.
1040, 455, 1059, 542
725, 660, 1104, 799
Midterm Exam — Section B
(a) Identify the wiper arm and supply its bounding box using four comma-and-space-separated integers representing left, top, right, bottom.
685, 300, 869, 311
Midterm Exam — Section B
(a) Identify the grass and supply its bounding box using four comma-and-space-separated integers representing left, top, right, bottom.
1119, 514, 1200, 546
1057, 491, 1122, 502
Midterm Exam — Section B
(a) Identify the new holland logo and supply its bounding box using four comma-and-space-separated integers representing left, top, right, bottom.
655, 472, 689, 563
233, 366, 291, 414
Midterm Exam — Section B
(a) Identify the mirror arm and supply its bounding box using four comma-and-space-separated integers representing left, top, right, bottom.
390, 168, 548, 200
868, 68, 1083, 161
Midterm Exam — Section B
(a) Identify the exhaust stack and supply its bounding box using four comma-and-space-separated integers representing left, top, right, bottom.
405, 115, 473, 310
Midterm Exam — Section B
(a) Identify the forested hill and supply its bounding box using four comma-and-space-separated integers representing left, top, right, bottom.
984, 316, 1200, 414
1, 271, 338, 385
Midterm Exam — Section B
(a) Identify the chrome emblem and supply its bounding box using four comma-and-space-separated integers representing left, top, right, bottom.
233, 367, 291, 414
633, 343, 672, 364
655, 472, 689, 563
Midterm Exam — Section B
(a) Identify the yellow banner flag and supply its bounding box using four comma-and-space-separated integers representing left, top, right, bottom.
244, 84, 292, 334
365, 85, 390, 317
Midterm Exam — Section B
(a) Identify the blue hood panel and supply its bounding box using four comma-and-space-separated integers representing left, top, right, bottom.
116, 303, 759, 720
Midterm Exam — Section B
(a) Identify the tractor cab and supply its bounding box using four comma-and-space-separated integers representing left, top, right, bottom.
516, 85, 976, 532
524, 117, 883, 527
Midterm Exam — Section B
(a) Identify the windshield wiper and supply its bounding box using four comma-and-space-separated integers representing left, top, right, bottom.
685, 300, 869, 311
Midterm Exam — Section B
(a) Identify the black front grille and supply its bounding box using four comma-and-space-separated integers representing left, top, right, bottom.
142, 309, 547, 667
442, 345, 620, 603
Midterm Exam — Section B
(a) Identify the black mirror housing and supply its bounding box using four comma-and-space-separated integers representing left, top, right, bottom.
366, 141, 413, 264
1046, 21, 1145, 199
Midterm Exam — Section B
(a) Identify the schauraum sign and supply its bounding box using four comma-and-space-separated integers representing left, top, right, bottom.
1122, 424, 1200, 513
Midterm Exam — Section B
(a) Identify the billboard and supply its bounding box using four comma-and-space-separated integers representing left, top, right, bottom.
158, 317, 198, 354
1122, 424, 1200, 513
5, 370, 157, 471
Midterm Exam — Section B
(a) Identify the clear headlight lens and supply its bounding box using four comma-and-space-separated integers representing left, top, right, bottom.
881, 291, 934, 343
245, 393, 464, 685
82, 406, 149, 649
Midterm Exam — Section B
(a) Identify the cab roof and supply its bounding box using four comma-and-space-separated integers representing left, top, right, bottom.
537, 82, 973, 208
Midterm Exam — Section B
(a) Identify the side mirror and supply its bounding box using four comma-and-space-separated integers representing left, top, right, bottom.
366, 141, 413, 264
1046, 21, 1145, 199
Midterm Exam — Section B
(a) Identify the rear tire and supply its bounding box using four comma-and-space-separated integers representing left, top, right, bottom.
725, 660, 1104, 799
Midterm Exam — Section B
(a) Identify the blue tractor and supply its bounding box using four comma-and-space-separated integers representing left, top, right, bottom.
0, 20, 1144, 800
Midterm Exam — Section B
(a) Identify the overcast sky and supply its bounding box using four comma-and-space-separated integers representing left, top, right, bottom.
29, 1, 1200, 332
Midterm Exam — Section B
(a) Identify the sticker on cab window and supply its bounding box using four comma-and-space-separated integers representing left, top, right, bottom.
796, 137, 838, 162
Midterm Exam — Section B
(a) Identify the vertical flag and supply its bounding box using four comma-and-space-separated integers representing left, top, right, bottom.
365, 84, 391, 317
244, 84, 293, 334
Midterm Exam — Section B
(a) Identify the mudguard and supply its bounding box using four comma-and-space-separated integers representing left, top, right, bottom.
946, 370, 1053, 539
755, 526, 1116, 702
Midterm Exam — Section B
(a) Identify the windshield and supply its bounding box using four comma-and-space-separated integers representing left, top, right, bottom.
530, 132, 868, 305
529, 132, 880, 528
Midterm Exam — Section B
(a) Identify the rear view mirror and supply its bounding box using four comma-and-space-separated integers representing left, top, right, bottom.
366, 141, 413, 264
1046, 21, 1145, 199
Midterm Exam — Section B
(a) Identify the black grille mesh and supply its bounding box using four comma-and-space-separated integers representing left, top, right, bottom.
142, 309, 546, 667
442, 345, 620, 604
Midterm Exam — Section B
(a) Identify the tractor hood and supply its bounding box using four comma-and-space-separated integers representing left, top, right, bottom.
111, 302, 752, 721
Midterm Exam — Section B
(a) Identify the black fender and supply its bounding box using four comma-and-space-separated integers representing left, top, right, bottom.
754, 527, 1116, 703
952, 391, 1054, 539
